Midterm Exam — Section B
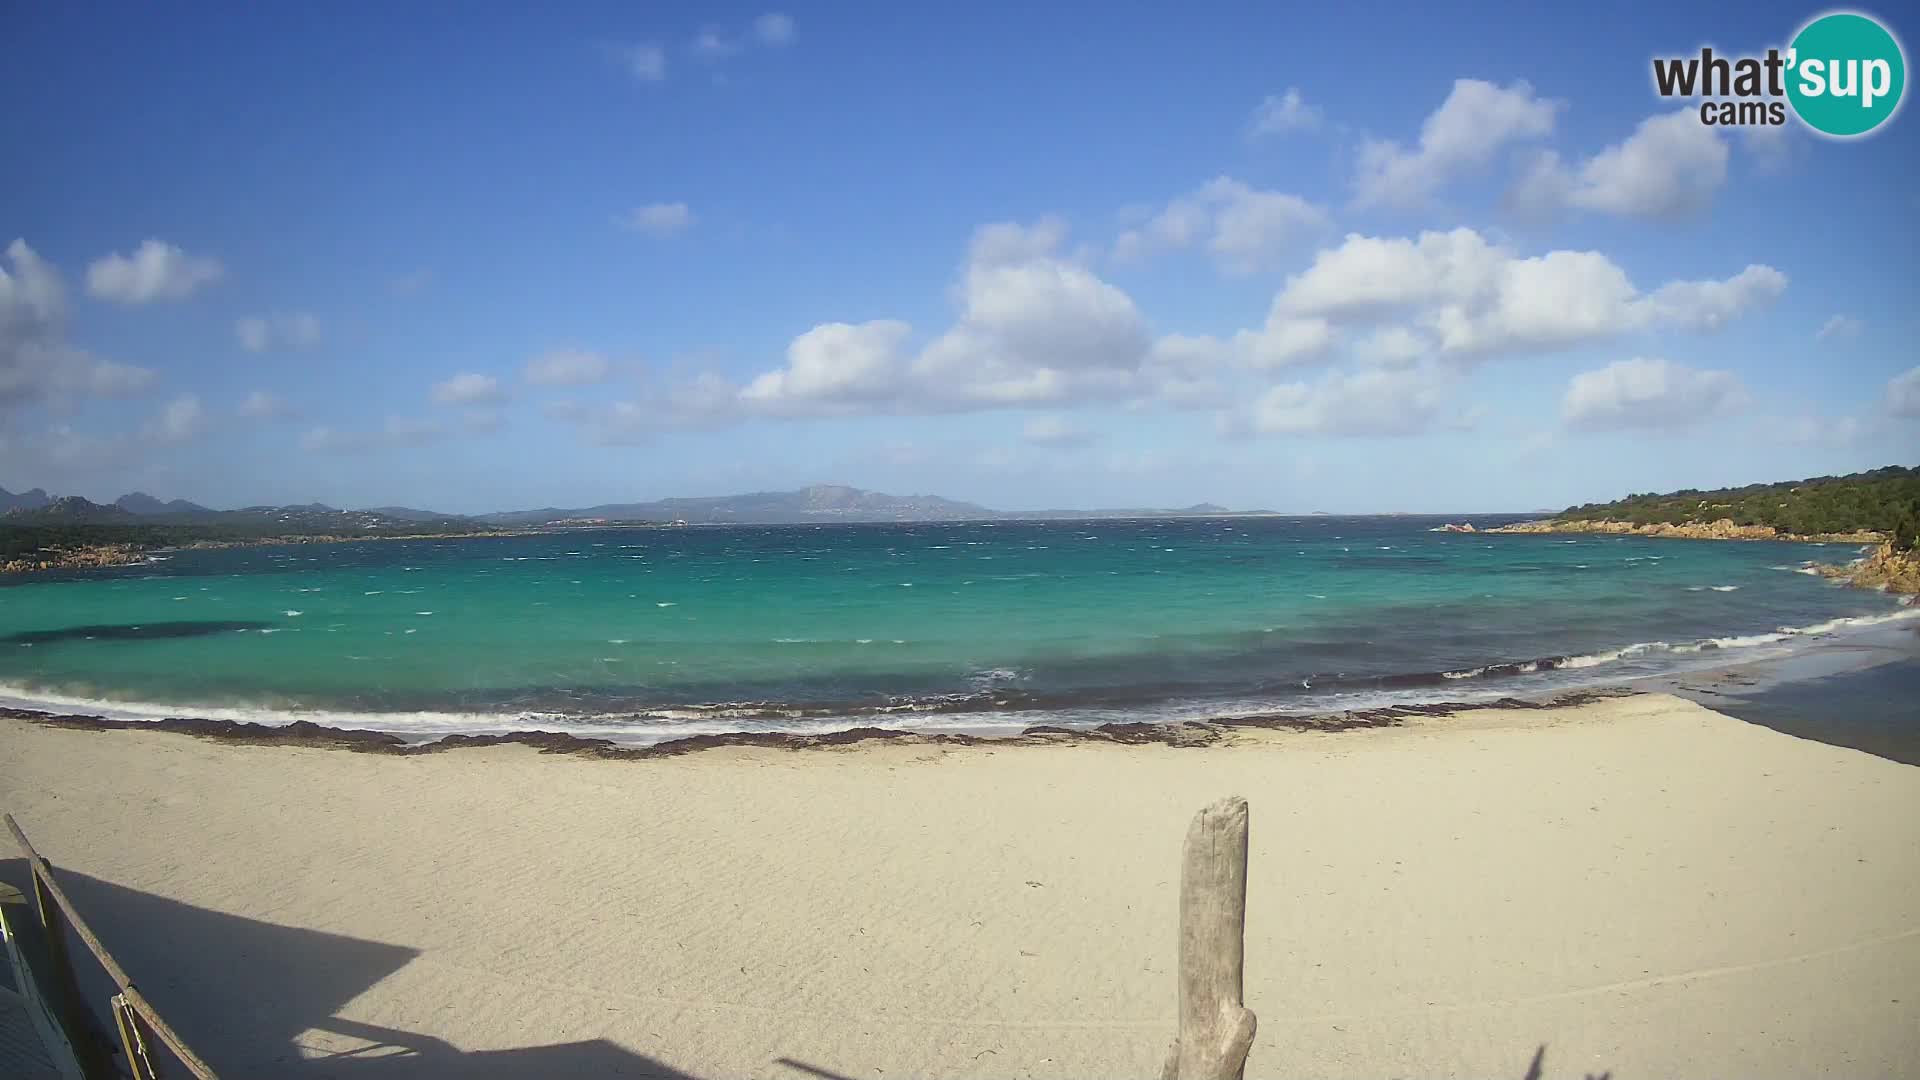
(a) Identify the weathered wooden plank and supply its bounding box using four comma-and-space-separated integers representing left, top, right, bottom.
1161, 796, 1256, 1080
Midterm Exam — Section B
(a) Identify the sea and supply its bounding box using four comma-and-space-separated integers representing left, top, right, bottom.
1, 516, 1913, 744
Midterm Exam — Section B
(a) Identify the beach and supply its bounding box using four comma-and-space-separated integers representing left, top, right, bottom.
3, 692, 1916, 1079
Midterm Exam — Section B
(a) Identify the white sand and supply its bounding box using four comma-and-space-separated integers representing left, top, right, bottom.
2, 694, 1916, 1079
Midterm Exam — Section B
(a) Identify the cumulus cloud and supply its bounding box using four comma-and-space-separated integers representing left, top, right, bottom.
1246, 364, 1465, 436
301, 416, 447, 454
235, 312, 320, 352
1354, 326, 1428, 367
1353, 79, 1559, 208
742, 321, 911, 411
1023, 414, 1098, 447
1888, 366, 1920, 418
1776, 415, 1861, 447
1510, 111, 1728, 219
618, 43, 667, 82
430, 372, 505, 405
388, 269, 434, 297
3, 239, 158, 421
620, 203, 695, 235
1271, 228, 1784, 361
1818, 314, 1864, 341
1113, 177, 1329, 274
540, 220, 1159, 438
84, 240, 223, 304
754, 13, 795, 46
1636, 265, 1788, 331
147, 394, 205, 444
524, 348, 612, 386
692, 27, 741, 60
238, 390, 291, 419
1248, 88, 1322, 138
1561, 357, 1747, 430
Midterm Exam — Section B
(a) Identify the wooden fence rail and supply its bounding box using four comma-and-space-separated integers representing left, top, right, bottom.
4, 813, 219, 1080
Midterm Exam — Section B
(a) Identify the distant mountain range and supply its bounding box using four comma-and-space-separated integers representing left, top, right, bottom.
1, 483, 1268, 529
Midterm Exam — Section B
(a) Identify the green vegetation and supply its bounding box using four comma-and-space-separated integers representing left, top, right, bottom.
1560, 466, 1920, 550
0, 519, 493, 564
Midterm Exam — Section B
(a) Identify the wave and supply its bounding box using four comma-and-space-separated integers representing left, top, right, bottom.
7, 608, 1914, 745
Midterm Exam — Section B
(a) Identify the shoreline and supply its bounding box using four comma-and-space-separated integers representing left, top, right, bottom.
0, 687, 1636, 760
1, 528, 531, 575
1483, 517, 1884, 544
4, 603, 1913, 748
1483, 519, 1919, 594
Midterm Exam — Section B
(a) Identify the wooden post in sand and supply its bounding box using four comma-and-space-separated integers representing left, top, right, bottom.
1161, 796, 1256, 1080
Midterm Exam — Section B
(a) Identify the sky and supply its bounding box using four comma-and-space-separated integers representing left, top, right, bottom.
3, 1, 1917, 515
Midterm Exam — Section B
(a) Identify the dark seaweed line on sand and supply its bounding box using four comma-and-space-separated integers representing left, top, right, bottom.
2, 688, 1636, 759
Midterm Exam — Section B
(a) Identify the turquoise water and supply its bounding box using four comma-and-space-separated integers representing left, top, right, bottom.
0, 517, 1910, 741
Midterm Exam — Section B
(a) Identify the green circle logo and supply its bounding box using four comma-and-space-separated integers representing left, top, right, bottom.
1787, 12, 1906, 136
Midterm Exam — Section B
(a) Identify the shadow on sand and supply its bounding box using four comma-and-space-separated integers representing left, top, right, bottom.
0, 857, 692, 1078
1, 856, 1617, 1079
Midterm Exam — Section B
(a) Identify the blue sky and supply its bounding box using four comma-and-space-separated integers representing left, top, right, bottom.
3, 1, 1915, 514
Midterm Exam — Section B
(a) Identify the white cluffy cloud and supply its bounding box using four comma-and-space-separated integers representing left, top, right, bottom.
754, 13, 796, 46
1269, 227, 1784, 359
694, 14, 795, 61
147, 394, 206, 444
1510, 111, 1728, 219
85, 240, 223, 304
1247, 364, 1465, 437
1817, 314, 1864, 341
524, 349, 612, 386
1114, 177, 1329, 274
302, 416, 447, 454
431, 373, 505, 405
550, 219, 1156, 440
1247, 88, 1322, 138
1888, 366, 1920, 419
3, 239, 157, 422
1023, 414, 1098, 447
1354, 79, 1559, 208
621, 203, 695, 235
238, 390, 291, 419
618, 43, 667, 82
235, 312, 321, 352
1562, 357, 1747, 430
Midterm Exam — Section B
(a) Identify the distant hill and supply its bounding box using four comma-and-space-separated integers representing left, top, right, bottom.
364, 505, 469, 523
481, 484, 999, 526
1560, 465, 1919, 550
115, 491, 212, 516
3, 495, 137, 524
0, 486, 52, 513
3, 481, 1256, 531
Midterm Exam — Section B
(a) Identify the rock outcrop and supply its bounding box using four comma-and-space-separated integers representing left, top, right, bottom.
1487, 518, 1882, 543
1, 545, 150, 574
1814, 543, 1920, 595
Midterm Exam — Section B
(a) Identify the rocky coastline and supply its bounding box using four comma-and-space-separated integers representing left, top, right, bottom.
1484, 518, 1918, 595
0, 529, 524, 576
1485, 517, 1884, 543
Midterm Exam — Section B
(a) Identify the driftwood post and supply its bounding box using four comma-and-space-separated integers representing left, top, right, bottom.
1162, 796, 1255, 1080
